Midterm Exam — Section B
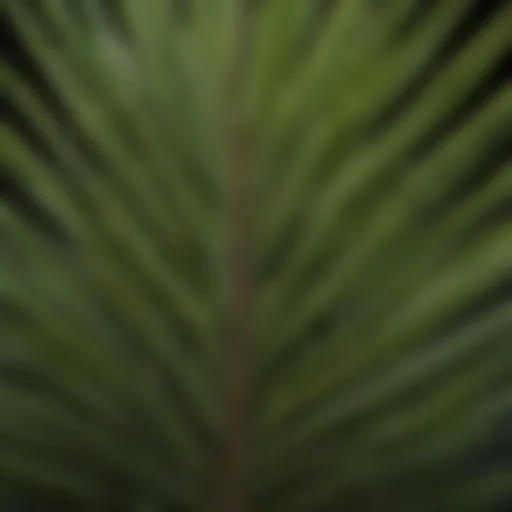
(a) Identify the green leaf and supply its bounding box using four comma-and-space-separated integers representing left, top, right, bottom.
2, 1, 510, 510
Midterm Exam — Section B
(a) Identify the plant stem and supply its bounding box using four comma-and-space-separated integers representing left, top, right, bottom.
218, 5, 253, 512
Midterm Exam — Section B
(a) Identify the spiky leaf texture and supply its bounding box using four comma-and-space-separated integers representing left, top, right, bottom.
1, 1, 511, 511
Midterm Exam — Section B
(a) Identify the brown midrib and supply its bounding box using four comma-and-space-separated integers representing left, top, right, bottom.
217, 5, 254, 512
218, 117, 253, 512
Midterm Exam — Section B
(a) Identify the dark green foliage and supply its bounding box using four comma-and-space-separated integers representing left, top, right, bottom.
1, 1, 511, 511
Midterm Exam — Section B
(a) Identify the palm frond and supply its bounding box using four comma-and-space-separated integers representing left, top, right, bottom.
1, 1, 510, 511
